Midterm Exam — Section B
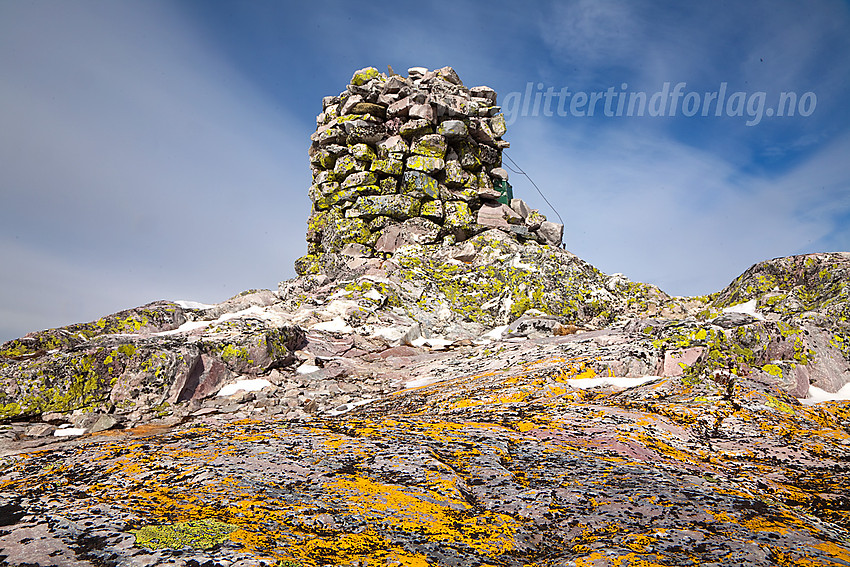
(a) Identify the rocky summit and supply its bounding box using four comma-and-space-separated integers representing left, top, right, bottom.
1, 67, 849, 567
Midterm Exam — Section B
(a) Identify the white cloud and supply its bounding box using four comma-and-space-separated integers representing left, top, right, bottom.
505, 118, 849, 296
0, 1, 312, 342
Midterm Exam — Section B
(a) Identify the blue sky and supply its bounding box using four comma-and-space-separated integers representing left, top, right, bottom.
1, 0, 849, 343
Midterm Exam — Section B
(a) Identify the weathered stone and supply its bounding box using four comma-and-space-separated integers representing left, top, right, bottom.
662, 347, 705, 376
350, 66, 380, 86
410, 134, 447, 158
399, 119, 433, 137
509, 224, 530, 237
349, 143, 376, 162
489, 113, 507, 137
469, 118, 496, 144
525, 209, 545, 230
25, 423, 54, 437
447, 186, 479, 202
378, 176, 398, 195
432, 94, 468, 117
470, 85, 498, 105
452, 241, 477, 262
341, 171, 377, 189
387, 96, 414, 118
377, 92, 399, 106
402, 217, 441, 244
370, 157, 403, 176
456, 141, 481, 170
477, 202, 515, 230
437, 119, 468, 139
323, 217, 372, 251
345, 122, 386, 144
419, 199, 444, 222
349, 195, 421, 220
443, 201, 475, 229
477, 170, 495, 193
406, 155, 445, 174
444, 160, 466, 187
375, 218, 441, 253
339, 94, 364, 115
491, 167, 509, 181
402, 170, 440, 199
350, 102, 387, 118
368, 215, 394, 232
377, 135, 408, 156
409, 103, 435, 122
538, 221, 564, 247
309, 148, 336, 169
510, 198, 531, 219
382, 75, 408, 94
478, 144, 499, 165
313, 125, 346, 145
316, 186, 360, 210
339, 242, 371, 258
334, 154, 361, 176
435, 66, 462, 85
89, 413, 119, 433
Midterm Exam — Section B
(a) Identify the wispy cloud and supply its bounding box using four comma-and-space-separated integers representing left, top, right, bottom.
0, 1, 310, 341
505, 118, 850, 296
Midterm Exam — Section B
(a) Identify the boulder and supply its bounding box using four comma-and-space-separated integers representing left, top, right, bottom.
538, 220, 564, 246
437, 120, 468, 139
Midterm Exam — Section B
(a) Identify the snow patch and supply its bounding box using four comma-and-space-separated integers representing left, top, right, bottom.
411, 337, 453, 350
567, 376, 663, 389
364, 289, 384, 302
310, 317, 354, 334
510, 254, 537, 271
405, 375, 442, 389
723, 299, 764, 320
217, 378, 272, 397
154, 305, 281, 337
154, 320, 211, 336
325, 398, 377, 417
174, 300, 216, 310
799, 383, 850, 405
54, 427, 86, 437
217, 305, 267, 322
296, 363, 321, 375
478, 325, 509, 342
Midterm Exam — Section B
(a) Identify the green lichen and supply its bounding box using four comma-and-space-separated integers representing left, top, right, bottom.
131, 519, 238, 550
220, 344, 251, 365
762, 363, 783, 377
764, 394, 795, 414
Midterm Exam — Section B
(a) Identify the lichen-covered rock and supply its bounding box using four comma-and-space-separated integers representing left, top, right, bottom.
437, 119, 468, 139
301, 66, 563, 257
402, 170, 440, 199
0, 301, 186, 360
350, 66, 380, 86
410, 134, 447, 158
348, 194, 421, 220
0, 301, 304, 421
322, 216, 373, 251
405, 154, 444, 173
443, 200, 475, 230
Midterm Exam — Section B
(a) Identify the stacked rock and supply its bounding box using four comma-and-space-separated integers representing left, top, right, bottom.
296, 66, 564, 276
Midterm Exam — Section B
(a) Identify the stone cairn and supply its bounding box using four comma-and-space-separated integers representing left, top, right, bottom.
296, 66, 564, 275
